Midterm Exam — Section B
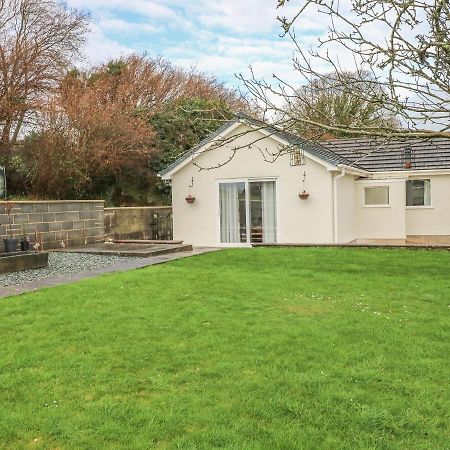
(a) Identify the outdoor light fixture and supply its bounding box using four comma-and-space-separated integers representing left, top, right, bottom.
0, 167, 6, 198
402, 146, 415, 169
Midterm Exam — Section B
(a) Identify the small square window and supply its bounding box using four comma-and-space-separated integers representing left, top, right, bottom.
364, 186, 389, 206
406, 179, 431, 206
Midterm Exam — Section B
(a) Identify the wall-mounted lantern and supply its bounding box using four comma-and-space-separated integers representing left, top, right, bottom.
290, 147, 306, 166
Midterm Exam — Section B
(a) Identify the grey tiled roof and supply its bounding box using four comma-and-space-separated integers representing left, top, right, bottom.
322, 138, 450, 172
158, 113, 353, 177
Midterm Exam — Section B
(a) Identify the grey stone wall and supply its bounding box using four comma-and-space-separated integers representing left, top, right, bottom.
105, 206, 172, 240
0, 201, 105, 250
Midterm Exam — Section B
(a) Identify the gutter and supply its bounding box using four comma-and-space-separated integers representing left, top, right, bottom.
336, 163, 369, 177
369, 168, 450, 178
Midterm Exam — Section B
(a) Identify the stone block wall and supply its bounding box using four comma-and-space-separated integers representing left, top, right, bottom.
105, 206, 172, 240
0, 201, 105, 250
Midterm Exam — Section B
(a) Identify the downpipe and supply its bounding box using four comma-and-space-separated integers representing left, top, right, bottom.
333, 168, 346, 244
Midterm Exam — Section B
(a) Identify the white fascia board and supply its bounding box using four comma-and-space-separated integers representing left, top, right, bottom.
335, 164, 369, 177
355, 178, 407, 184
369, 168, 450, 178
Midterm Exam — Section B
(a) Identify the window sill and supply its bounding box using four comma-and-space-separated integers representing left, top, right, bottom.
406, 206, 434, 210
363, 205, 391, 208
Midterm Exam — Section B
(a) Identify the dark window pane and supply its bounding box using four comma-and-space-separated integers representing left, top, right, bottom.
406, 180, 431, 206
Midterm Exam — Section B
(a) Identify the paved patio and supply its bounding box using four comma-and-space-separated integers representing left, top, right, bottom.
56, 242, 193, 257
0, 247, 221, 299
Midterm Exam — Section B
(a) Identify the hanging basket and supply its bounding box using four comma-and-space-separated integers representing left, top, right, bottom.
185, 195, 196, 204
299, 190, 310, 200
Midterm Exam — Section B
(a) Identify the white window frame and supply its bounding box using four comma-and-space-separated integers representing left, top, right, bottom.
216, 177, 279, 247
363, 185, 390, 208
406, 179, 433, 209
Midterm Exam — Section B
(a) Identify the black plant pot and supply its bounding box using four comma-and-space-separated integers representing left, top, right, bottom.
3, 238, 19, 253
21, 240, 30, 251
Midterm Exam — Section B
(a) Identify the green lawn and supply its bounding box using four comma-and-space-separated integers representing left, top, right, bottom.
0, 248, 449, 449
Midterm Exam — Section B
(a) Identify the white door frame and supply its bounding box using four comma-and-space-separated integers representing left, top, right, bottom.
216, 177, 278, 247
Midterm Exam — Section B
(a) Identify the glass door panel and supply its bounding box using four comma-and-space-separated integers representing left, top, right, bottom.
249, 181, 276, 244
249, 182, 263, 243
219, 182, 247, 243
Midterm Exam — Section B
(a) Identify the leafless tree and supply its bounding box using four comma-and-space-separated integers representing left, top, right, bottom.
0, 0, 90, 168
285, 71, 400, 139
238, 0, 450, 139
17, 55, 246, 198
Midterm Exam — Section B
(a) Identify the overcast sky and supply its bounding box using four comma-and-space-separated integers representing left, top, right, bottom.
65, 0, 327, 88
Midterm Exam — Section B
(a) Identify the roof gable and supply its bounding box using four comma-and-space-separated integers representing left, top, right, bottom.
158, 113, 352, 178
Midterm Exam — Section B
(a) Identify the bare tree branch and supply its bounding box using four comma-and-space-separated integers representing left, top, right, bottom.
0, 0, 90, 169
248, 0, 450, 140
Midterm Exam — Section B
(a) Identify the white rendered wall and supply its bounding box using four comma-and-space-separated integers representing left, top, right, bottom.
354, 179, 407, 240
170, 124, 335, 246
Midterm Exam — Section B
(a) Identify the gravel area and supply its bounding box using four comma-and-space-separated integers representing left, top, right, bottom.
0, 252, 140, 287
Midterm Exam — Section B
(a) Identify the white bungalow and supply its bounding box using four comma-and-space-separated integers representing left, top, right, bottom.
159, 114, 450, 247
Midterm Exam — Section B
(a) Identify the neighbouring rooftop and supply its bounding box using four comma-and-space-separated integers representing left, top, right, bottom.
321, 137, 450, 172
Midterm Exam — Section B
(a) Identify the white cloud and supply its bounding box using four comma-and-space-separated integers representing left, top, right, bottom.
80, 23, 135, 67
66, 0, 332, 90
99, 18, 161, 34
68, 0, 177, 19
177, 0, 315, 35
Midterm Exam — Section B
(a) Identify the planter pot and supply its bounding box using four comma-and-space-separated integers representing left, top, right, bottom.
21, 240, 30, 251
185, 196, 196, 204
299, 191, 310, 200
3, 238, 19, 253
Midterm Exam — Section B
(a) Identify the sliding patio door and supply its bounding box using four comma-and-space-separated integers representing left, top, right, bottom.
219, 180, 276, 244
219, 182, 247, 244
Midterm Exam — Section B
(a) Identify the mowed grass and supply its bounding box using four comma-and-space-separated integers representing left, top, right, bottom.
0, 248, 449, 449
